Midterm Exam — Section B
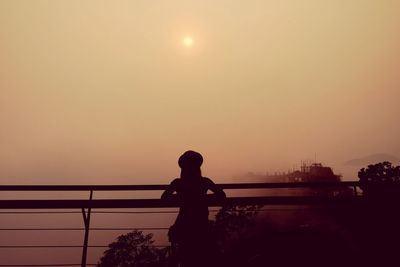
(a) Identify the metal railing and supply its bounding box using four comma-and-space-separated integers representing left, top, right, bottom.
0, 181, 361, 267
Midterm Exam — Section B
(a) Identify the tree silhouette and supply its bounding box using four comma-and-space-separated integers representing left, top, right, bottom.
358, 161, 400, 196
357, 161, 400, 265
210, 205, 262, 267
212, 205, 260, 251
97, 230, 166, 267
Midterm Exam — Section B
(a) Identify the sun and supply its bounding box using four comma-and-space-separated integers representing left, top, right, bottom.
183, 36, 194, 47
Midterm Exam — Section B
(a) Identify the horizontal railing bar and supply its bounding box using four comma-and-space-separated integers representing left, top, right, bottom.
0, 264, 97, 267
0, 184, 167, 191
0, 246, 107, 248
0, 245, 168, 248
0, 207, 358, 214
0, 182, 359, 191
0, 196, 362, 209
0, 210, 179, 214
0, 227, 169, 231
221, 181, 359, 189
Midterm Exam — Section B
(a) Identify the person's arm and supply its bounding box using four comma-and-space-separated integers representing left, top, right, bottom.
161, 179, 179, 200
205, 177, 226, 200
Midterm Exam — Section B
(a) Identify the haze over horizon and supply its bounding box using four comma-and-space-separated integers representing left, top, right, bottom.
1, 1, 399, 184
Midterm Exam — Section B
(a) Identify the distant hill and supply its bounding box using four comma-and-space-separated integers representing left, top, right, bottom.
344, 153, 399, 166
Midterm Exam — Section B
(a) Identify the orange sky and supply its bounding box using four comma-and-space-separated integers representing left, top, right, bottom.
1, 1, 399, 184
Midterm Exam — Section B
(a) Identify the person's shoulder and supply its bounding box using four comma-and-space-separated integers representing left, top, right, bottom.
201, 177, 214, 184
170, 178, 181, 186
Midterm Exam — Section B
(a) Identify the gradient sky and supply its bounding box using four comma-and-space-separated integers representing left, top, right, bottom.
1, 1, 399, 184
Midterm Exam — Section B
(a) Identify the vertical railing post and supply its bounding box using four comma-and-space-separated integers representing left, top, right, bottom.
81, 190, 93, 267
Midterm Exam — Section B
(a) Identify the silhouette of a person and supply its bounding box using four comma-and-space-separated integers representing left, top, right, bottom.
162, 150, 226, 267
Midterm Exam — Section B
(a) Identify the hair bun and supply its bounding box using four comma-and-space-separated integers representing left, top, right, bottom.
178, 150, 203, 169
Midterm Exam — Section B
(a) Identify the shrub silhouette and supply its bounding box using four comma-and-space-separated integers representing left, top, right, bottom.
212, 205, 260, 250
97, 230, 166, 267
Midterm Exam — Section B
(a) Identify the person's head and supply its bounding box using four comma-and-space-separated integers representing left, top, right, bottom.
178, 150, 203, 179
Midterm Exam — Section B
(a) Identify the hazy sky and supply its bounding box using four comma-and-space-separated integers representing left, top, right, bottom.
1, 1, 399, 184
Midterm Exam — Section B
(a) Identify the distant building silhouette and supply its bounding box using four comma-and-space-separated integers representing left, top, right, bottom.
288, 163, 341, 183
